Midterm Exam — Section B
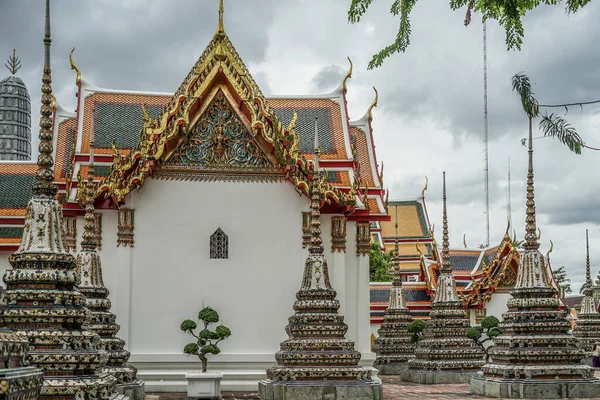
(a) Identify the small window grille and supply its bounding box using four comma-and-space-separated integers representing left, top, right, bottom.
210, 228, 229, 259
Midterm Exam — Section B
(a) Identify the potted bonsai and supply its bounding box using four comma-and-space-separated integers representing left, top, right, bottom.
181, 305, 231, 399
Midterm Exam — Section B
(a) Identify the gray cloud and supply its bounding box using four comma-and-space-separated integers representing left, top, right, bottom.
309, 65, 345, 94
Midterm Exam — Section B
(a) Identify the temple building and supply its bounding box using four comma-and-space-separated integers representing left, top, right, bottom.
0, 1, 388, 392
0, 50, 32, 161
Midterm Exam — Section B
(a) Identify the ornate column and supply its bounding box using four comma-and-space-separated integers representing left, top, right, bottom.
117, 209, 135, 248
62, 216, 77, 253
356, 221, 372, 356
93, 212, 102, 250
301, 211, 311, 248
115, 208, 135, 348
331, 216, 347, 316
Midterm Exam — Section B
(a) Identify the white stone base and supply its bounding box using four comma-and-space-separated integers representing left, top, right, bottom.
185, 372, 223, 399
258, 380, 383, 400
471, 377, 600, 399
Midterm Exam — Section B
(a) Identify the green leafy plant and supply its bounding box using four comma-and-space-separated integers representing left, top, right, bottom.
467, 315, 501, 362
369, 242, 393, 282
180, 306, 231, 373
347, 0, 593, 69
407, 319, 427, 343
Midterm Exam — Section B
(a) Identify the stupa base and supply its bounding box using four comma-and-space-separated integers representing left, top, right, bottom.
373, 363, 409, 375
401, 369, 477, 384
258, 379, 383, 400
470, 377, 600, 399
116, 380, 144, 400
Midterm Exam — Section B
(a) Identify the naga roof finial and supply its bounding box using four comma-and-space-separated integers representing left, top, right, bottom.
5, 49, 21, 75
69, 47, 82, 86
368, 86, 378, 121
342, 57, 353, 93
441, 172, 451, 273
216, 0, 225, 36
33, 0, 57, 197
421, 175, 428, 199
523, 113, 539, 251
463, 234, 467, 249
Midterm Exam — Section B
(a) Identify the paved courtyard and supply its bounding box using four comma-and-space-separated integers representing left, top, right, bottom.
143, 372, 600, 399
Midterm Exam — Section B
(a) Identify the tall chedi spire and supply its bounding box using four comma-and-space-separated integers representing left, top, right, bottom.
572, 230, 600, 354
0, 1, 118, 399
75, 108, 144, 400
402, 172, 484, 384
259, 117, 382, 400
372, 204, 415, 374
471, 118, 600, 398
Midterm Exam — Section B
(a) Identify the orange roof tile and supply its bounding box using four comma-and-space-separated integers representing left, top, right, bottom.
350, 126, 375, 187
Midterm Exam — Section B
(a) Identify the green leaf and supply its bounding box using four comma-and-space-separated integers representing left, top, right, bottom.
467, 326, 483, 340
487, 327, 501, 338
199, 329, 220, 340
539, 113, 583, 155
511, 72, 539, 118
216, 325, 232, 339
180, 319, 197, 332
407, 319, 427, 333
200, 344, 221, 355
184, 343, 199, 355
481, 316, 500, 329
198, 307, 220, 324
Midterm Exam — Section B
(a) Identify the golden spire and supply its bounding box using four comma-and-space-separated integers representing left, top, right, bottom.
34, 0, 57, 197
585, 229, 592, 296
69, 47, 81, 86
523, 117, 539, 251
421, 175, 428, 199
342, 57, 353, 93
441, 172, 451, 273
5, 49, 21, 75
367, 86, 378, 121
216, 0, 225, 36
392, 204, 402, 287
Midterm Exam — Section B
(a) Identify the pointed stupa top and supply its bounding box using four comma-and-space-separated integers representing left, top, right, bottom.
440, 171, 451, 274
81, 107, 97, 252
34, 0, 57, 197
523, 122, 538, 251
216, 0, 225, 36
391, 205, 402, 287
585, 229, 593, 297
5, 49, 22, 75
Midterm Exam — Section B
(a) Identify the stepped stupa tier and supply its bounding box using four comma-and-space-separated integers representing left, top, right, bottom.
0, 328, 44, 400
75, 138, 144, 400
471, 111, 600, 398
259, 118, 382, 400
372, 205, 415, 374
572, 230, 600, 353
0, 1, 118, 399
402, 172, 485, 384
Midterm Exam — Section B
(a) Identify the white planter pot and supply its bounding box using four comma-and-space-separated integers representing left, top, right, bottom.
185, 372, 223, 399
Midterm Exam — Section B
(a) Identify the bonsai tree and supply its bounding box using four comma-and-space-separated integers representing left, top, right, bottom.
180, 306, 232, 373
467, 315, 501, 363
407, 320, 427, 343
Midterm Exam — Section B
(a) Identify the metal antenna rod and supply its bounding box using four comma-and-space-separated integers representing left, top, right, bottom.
483, 19, 490, 247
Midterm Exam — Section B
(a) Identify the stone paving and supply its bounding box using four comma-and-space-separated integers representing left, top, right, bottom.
145, 372, 600, 399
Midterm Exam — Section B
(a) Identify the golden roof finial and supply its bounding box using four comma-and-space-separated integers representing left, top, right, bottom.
141, 103, 151, 129
5, 49, 22, 75
546, 239, 554, 261
342, 57, 353, 93
378, 161, 384, 187
504, 216, 511, 238
69, 47, 81, 86
421, 176, 428, 199
367, 86, 378, 121
463, 234, 467, 249
216, 0, 225, 36
415, 241, 424, 258
441, 172, 451, 273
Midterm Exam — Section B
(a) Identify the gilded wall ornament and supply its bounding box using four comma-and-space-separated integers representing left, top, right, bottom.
117, 209, 135, 248
356, 221, 371, 256
62, 216, 77, 253
302, 212, 311, 248
331, 216, 347, 253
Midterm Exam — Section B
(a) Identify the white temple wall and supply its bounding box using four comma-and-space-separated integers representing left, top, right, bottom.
484, 292, 511, 320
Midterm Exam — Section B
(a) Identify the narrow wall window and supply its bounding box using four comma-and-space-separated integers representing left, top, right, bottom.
210, 228, 229, 259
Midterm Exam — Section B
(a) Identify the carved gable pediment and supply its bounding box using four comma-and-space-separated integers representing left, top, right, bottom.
155, 89, 283, 182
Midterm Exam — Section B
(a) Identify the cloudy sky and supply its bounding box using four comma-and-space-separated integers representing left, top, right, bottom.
2, 0, 599, 293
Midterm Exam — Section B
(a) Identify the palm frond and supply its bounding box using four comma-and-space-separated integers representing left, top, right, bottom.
538, 113, 584, 155
511, 72, 539, 118
348, 0, 374, 23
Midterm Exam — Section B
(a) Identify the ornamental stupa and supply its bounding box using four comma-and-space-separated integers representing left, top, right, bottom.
0, 50, 32, 161
75, 123, 144, 400
402, 172, 485, 384
471, 119, 600, 398
258, 117, 382, 400
0, 328, 44, 400
572, 230, 600, 354
372, 205, 415, 374
0, 1, 118, 399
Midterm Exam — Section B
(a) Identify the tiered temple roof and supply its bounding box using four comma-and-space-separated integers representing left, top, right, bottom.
0, 13, 388, 251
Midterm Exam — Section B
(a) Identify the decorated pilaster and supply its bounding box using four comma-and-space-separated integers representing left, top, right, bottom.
372, 205, 415, 374
76, 131, 144, 399
403, 172, 484, 384
117, 209, 135, 247
331, 216, 347, 316
302, 211, 311, 248
471, 115, 599, 398
62, 215, 77, 252
0, 2, 118, 399
259, 117, 381, 400
572, 230, 600, 354
356, 220, 372, 355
